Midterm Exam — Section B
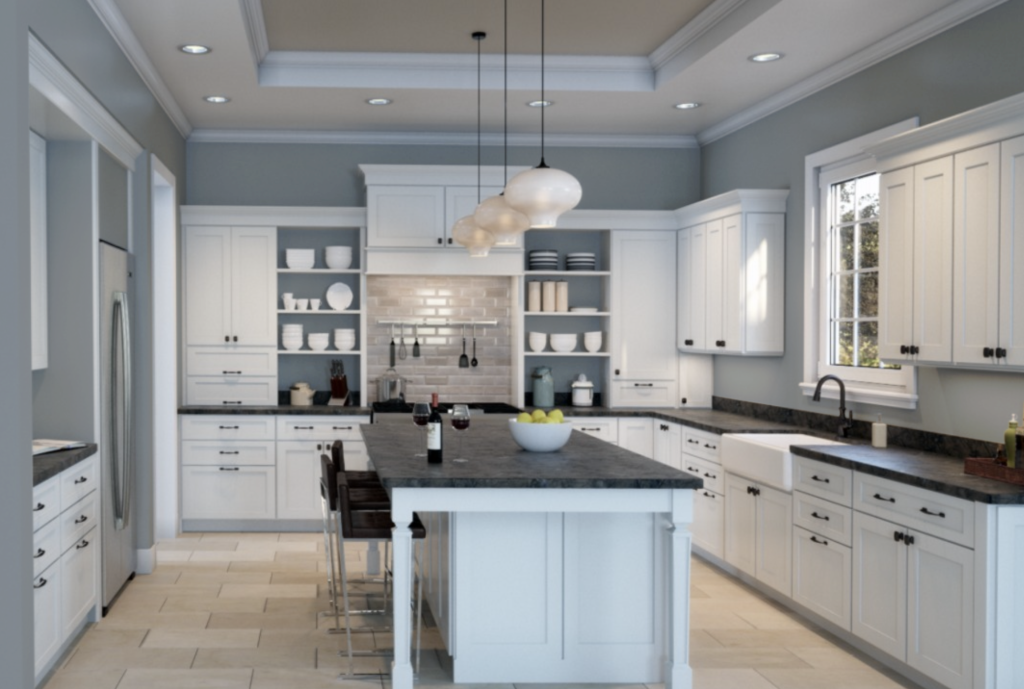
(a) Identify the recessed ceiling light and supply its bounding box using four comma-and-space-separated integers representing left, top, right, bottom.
749, 52, 783, 63
366, 98, 392, 106
528, 100, 553, 108
674, 102, 700, 110
179, 44, 211, 55
203, 95, 230, 104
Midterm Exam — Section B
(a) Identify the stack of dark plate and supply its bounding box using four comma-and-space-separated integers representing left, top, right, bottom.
566, 252, 597, 271
528, 250, 559, 271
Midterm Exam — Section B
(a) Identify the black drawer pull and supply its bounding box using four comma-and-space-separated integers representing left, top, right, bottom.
219, 451, 240, 455
703, 491, 715, 499
686, 466, 700, 473
219, 425, 240, 430
810, 535, 829, 546
873, 493, 895, 503
687, 439, 699, 444
332, 426, 353, 431
33, 502, 45, 512
920, 507, 946, 518
74, 515, 88, 525
74, 476, 88, 485
894, 531, 905, 542
983, 346, 994, 358
900, 344, 909, 354
34, 548, 45, 559
76, 539, 90, 550
910, 345, 919, 355
684, 339, 694, 346
634, 383, 654, 387
223, 370, 243, 375
703, 472, 716, 479
997, 347, 1007, 358
219, 467, 241, 471
811, 475, 830, 483
295, 426, 315, 430
34, 577, 47, 589
704, 443, 716, 450
811, 511, 830, 521
580, 427, 600, 432
223, 401, 243, 405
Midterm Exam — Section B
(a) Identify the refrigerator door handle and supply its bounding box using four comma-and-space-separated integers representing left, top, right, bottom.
111, 291, 132, 531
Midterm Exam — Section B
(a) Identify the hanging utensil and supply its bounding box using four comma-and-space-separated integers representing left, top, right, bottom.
399, 323, 408, 360
412, 323, 421, 358
389, 324, 396, 368
471, 324, 478, 367
459, 324, 469, 368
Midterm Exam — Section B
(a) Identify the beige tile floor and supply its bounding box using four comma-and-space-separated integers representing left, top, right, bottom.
42, 533, 925, 689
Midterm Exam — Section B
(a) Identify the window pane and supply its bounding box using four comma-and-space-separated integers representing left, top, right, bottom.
858, 272, 878, 317
858, 175, 879, 220
859, 221, 879, 269
838, 180, 856, 223
858, 321, 879, 367
837, 274, 854, 319
837, 225, 855, 272
835, 321, 854, 366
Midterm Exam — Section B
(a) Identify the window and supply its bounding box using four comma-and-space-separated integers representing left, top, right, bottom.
801, 120, 918, 409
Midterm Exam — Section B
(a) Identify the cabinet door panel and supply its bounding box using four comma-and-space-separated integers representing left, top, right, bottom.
724, 473, 756, 577
793, 526, 851, 630
34, 562, 61, 677
612, 232, 677, 380
852, 511, 906, 660
692, 489, 724, 559
185, 227, 232, 345
276, 442, 322, 520
652, 422, 681, 469
30, 131, 48, 370
705, 219, 725, 348
181, 466, 276, 519
1001, 135, 1024, 366
742, 213, 785, 354
677, 225, 707, 351
755, 485, 791, 596
878, 169, 915, 361
617, 418, 653, 459
230, 227, 277, 345
61, 527, 98, 639
367, 185, 445, 248
913, 157, 953, 363
721, 214, 744, 353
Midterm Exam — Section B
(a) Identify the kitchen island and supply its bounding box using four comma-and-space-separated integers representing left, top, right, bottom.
361, 416, 703, 689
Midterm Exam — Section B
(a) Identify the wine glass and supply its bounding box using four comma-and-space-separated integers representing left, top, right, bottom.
412, 402, 431, 458
450, 404, 470, 463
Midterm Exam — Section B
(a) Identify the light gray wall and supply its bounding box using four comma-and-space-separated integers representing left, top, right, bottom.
700, 0, 1024, 441
98, 147, 129, 249
1, 2, 35, 686
186, 142, 701, 211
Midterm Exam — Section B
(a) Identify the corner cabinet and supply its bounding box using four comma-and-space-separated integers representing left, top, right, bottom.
676, 190, 787, 356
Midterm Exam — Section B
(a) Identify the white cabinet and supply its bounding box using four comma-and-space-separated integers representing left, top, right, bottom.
684, 427, 724, 559
569, 417, 618, 445
652, 421, 681, 469
724, 473, 792, 596
610, 231, 678, 403
999, 135, 1024, 367
366, 184, 508, 249
33, 560, 61, 678
30, 131, 48, 371
692, 488, 725, 559
276, 440, 332, 520
617, 417, 653, 459
60, 527, 98, 639
676, 190, 787, 356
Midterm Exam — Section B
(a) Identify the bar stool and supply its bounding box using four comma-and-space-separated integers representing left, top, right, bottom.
335, 467, 426, 678
331, 439, 380, 487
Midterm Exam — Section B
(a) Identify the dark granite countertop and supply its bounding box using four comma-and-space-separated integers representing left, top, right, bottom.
362, 416, 703, 491
549, 407, 804, 434
178, 405, 372, 416
791, 444, 1024, 505
33, 444, 98, 487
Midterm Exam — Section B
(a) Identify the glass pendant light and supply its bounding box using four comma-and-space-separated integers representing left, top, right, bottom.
504, 0, 581, 228
453, 31, 496, 258
474, 0, 531, 246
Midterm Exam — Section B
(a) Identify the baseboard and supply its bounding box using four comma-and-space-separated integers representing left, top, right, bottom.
136, 545, 156, 575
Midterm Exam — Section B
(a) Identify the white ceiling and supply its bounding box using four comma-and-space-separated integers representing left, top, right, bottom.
95, 0, 1003, 146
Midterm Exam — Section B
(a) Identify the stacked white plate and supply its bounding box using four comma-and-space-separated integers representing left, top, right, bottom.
550, 333, 577, 353
529, 250, 559, 271
282, 324, 304, 351
528, 332, 547, 352
566, 252, 596, 271
308, 332, 330, 351
325, 246, 352, 270
584, 331, 603, 352
569, 306, 598, 313
285, 248, 315, 270
334, 328, 356, 351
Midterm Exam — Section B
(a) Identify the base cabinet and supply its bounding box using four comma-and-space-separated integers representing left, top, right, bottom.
181, 465, 276, 520
692, 489, 724, 559
617, 418, 654, 459
33, 562, 61, 678
652, 421, 681, 469
724, 473, 792, 596
276, 441, 330, 520
793, 525, 851, 629
60, 528, 98, 639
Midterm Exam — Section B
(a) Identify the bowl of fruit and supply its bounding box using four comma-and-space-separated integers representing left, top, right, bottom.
509, 409, 573, 452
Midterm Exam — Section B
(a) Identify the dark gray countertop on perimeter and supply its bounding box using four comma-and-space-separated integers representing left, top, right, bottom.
548, 407, 806, 435
362, 416, 703, 491
178, 405, 372, 416
33, 444, 98, 486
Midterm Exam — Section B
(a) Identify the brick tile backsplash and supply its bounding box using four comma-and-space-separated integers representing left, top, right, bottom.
366, 275, 514, 404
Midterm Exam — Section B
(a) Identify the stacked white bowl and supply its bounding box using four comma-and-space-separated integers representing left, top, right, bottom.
325, 246, 352, 270
549, 333, 577, 353
584, 331, 603, 352
334, 328, 356, 351
308, 332, 330, 351
528, 332, 547, 352
285, 248, 315, 270
282, 324, 304, 351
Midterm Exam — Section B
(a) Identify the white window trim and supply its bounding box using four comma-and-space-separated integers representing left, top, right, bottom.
801, 118, 920, 410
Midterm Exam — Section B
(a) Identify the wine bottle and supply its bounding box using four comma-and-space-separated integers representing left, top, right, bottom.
427, 392, 443, 464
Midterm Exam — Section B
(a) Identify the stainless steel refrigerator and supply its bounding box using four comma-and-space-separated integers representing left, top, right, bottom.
99, 241, 135, 609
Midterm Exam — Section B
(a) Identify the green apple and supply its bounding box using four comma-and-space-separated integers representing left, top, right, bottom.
531, 409, 547, 421
548, 409, 564, 422
516, 412, 533, 423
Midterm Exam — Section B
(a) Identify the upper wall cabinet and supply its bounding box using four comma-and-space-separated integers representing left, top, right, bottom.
676, 190, 787, 356
869, 92, 1024, 370
366, 184, 504, 249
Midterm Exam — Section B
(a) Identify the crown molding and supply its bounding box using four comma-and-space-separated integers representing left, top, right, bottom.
696, 0, 1008, 145
187, 128, 699, 149
649, 0, 750, 70
86, 0, 192, 139
181, 205, 367, 227
674, 189, 789, 227
239, 0, 270, 69
29, 32, 144, 170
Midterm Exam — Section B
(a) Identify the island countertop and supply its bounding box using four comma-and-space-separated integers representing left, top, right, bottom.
361, 416, 703, 491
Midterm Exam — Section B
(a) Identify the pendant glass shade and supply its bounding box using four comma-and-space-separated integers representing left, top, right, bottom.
504, 162, 582, 229
474, 194, 531, 246
452, 214, 496, 257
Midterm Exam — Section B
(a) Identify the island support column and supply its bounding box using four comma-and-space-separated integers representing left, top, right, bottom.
390, 497, 415, 689
666, 489, 694, 689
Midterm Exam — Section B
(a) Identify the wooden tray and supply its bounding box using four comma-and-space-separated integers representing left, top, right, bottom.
964, 456, 1024, 486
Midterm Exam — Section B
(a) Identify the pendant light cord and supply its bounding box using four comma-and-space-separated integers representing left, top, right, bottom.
540, 0, 546, 165
503, 0, 509, 186
474, 31, 485, 203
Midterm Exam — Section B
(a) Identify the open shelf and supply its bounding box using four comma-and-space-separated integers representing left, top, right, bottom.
278, 309, 363, 315
524, 311, 610, 317
278, 350, 361, 355
525, 270, 610, 277
525, 352, 608, 357
277, 268, 360, 274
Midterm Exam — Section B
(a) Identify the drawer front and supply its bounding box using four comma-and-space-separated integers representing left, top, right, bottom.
186, 346, 278, 377
60, 454, 97, 508
276, 415, 369, 442
683, 427, 721, 463
60, 492, 98, 553
570, 418, 618, 445
616, 382, 675, 407
180, 414, 276, 441
181, 465, 276, 520
793, 491, 853, 546
32, 475, 61, 531
33, 517, 60, 578
181, 440, 276, 467
854, 473, 974, 548
185, 376, 277, 406
681, 454, 723, 494
793, 456, 853, 506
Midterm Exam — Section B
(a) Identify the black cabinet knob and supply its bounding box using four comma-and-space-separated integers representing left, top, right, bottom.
900, 344, 909, 354
997, 347, 1007, 358
983, 346, 994, 358
437, 238, 443, 245
910, 345, 920, 355
684, 339, 693, 346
